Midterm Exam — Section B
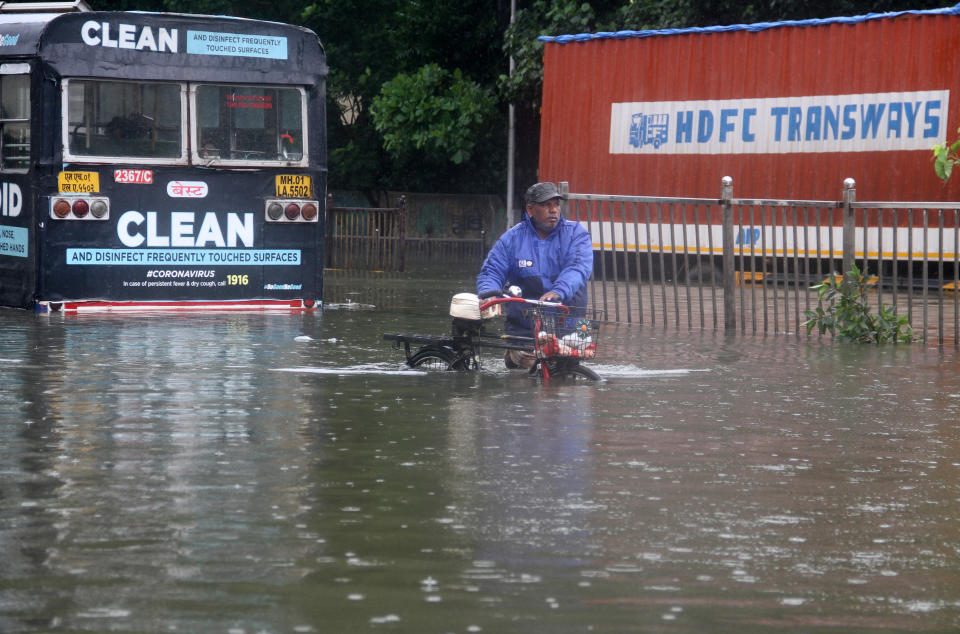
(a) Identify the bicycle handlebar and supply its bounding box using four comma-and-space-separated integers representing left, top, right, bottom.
479, 295, 570, 313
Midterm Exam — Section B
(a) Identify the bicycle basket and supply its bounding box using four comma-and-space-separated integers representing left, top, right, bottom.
534, 312, 599, 360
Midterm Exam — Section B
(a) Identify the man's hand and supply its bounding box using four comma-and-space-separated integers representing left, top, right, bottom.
540, 291, 561, 302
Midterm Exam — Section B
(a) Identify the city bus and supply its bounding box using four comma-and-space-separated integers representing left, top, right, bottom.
0, 2, 326, 312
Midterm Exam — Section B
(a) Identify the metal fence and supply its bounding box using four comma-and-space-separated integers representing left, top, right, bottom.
562, 178, 960, 347
325, 197, 406, 272
325, 196, 488, 272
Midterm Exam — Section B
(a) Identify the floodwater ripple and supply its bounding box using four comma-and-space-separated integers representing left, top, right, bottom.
0, 271, 959, 633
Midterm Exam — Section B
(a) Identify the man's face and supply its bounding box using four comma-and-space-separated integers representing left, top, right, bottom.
527, 197, 562, 236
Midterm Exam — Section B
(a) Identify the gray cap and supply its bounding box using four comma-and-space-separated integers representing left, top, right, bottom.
525, 182, 562, 204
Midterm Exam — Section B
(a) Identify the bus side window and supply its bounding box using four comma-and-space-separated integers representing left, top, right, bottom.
0, 74, 30, 171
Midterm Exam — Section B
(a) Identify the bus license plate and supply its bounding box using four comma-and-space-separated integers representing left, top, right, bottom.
275, 174, 311, 198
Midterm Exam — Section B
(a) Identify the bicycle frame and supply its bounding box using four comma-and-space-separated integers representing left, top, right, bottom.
484, 296, 566, 379
383, 295, 600, 379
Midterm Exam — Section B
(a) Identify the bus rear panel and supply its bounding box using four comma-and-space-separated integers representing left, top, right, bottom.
0, 7, 327, 312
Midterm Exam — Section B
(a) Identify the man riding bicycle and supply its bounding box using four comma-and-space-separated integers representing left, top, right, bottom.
477, 182, 593, 369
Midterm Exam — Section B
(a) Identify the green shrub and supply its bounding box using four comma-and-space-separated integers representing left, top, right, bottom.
802, 264, 920, 343
933, 126, 960, 182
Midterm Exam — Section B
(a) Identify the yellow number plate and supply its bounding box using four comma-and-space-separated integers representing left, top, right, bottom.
58, 171, 100, 194
275, 174, 311, 198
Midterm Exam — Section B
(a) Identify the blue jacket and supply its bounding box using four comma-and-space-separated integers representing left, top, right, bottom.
477, 215, 593, 335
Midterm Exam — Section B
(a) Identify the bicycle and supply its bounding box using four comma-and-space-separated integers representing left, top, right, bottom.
383, 293, 601, 381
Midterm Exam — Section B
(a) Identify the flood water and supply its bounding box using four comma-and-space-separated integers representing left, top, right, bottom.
2, 267, 959, 633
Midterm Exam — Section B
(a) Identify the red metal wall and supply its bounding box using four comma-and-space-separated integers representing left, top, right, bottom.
539, 11, 960, 202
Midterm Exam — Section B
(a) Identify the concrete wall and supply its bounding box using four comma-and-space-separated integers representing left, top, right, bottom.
329, 190, 507, 247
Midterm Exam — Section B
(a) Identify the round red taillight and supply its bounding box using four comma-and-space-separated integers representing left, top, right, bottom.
72, 199, 89, 218
301, 202, 318, 221
53, 199, 71, 218
284, 202, 300, 220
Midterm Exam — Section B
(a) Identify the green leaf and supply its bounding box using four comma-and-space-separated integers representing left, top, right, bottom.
805, 266, 920, 344
932, 126, 960, 183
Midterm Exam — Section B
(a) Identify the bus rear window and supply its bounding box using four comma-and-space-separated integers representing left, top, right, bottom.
66, 80, 182, 159
196, 85, 305, 163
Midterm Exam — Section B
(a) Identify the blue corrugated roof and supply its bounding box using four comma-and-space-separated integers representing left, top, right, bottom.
539, 3, 960, 43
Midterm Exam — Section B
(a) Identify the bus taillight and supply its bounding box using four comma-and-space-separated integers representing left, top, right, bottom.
52, 199, 71, 218
50, 196, 110, 220
264, 199, 320, 223
90, 200, 109, 219
267, 202, 284, 221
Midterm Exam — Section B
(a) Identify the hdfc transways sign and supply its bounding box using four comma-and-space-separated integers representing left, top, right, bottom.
610, 90, 948, 155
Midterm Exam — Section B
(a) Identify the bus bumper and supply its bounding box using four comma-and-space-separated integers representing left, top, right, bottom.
34, 299, 321, 313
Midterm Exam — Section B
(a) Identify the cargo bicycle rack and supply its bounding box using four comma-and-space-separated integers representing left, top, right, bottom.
383, 293, 601, 381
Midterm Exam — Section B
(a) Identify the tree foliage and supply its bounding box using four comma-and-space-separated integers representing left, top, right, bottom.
299, 0, 505, 196
501, 1, 597, 109
372, 64, 496, 166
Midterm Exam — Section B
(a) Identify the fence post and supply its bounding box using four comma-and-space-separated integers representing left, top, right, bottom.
842, 178, 856, 273
325, 193, 334, 268
397, 195, 407, 273
721, 176, 736, 331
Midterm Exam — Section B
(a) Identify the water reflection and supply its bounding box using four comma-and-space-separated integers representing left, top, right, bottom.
446, 386, 597, 558
0, 272, 959, 632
